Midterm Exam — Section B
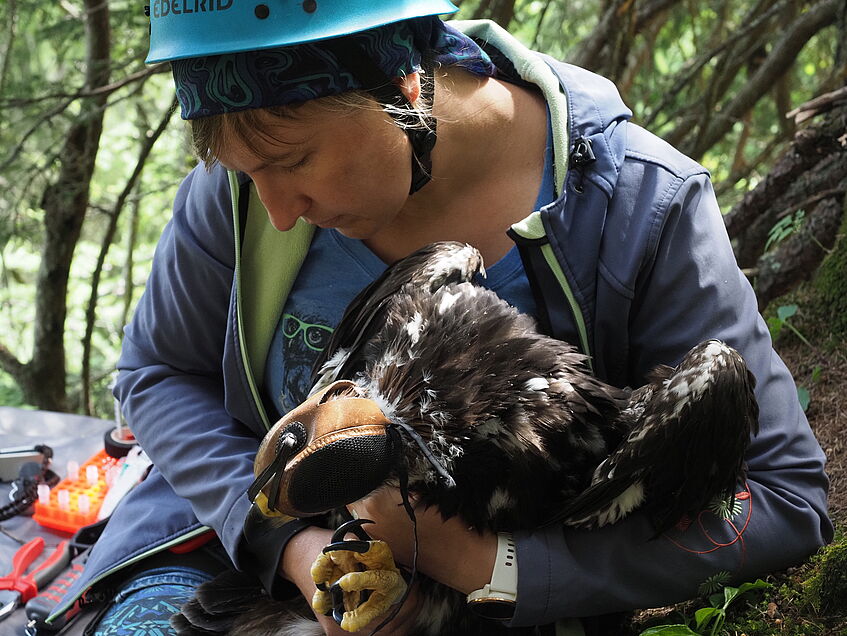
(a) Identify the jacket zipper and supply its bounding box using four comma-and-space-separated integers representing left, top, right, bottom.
569, 136, 596, 194
228, 170, 271, 431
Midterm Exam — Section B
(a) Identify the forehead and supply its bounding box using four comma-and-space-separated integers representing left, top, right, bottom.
215, 108, 317, 170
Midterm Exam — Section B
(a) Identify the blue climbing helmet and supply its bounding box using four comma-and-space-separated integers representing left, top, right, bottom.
145, 0, 475, 194
146, 0, 459, 63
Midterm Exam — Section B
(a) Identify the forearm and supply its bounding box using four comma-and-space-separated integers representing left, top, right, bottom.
511, 471, 830, 625
347, 490, 497, 595
406, 517, 496, 595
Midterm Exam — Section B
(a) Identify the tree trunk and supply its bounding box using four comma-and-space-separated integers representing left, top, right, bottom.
726, 93, 847, 312
17, 0, 111, 411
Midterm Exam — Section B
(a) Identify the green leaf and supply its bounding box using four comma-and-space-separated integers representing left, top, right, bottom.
723, 585, 740, 607
698, 571, 731, 596
777, 304, 798, 321
798, 386, 810, 412
811, 365, 822, 383
639, 626, 701, 636
736, 579, 771, 595
695, 606, 722, 629
767, 316, 783, 340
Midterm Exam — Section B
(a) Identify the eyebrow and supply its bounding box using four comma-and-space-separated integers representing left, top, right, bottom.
225, 144, 306, 174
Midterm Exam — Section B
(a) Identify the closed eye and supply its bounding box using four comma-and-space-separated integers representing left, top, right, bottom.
281, 154, 311, 173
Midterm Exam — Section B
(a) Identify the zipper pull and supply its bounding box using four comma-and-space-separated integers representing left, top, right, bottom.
570, 137, 596, 166
569, 136, 596, 194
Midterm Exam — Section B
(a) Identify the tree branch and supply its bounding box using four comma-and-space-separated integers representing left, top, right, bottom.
0, 63, 169, 109
644, 0, 789, 129
80, 97, 177, 413
684, 0, 840, 159
0, 342, 24, 384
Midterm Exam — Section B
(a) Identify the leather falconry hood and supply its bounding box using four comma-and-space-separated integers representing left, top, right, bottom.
253, 380, 395, 518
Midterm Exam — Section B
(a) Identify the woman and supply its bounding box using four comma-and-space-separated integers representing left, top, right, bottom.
56, 1, 832, 634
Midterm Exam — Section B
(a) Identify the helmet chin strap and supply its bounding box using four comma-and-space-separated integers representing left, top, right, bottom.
321, 39, 437, 194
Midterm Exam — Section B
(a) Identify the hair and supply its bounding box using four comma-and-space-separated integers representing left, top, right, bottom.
191, 72, 436, 171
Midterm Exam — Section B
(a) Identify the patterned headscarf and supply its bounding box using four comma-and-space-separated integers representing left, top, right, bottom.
172, 16, 495, 120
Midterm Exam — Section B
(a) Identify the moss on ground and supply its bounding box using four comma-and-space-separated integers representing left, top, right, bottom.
627, 528, 847, 635
811, 204, 847, 338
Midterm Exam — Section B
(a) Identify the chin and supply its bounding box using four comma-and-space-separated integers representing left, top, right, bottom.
334, 222, 376, 241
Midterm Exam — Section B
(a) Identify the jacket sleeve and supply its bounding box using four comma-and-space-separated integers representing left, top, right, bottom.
510, 172, 833, 625
113, 164, 306, 595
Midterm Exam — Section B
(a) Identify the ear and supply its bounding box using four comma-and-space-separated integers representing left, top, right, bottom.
393, 71, 421, 105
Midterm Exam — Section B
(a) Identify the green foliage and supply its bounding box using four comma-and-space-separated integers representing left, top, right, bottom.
632, 528, 847, 635
0, 1, 841, 416
813, 212, 847, 337
766, 209, 806, 252
0, 370, 34, 409
802, 532, 847, 614
697, 571, 732, 597
638, 579, 771, 636
768, 304, 814, 349
640, 626, 699, 636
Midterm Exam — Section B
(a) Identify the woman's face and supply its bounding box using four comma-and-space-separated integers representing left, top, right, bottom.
216, 104, 414, 240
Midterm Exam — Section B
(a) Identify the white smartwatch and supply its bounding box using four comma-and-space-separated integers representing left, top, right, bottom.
466, 532, 518, 620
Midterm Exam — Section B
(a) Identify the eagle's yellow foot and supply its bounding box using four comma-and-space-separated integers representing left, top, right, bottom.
334, 567, 407, 632
310, 540, 407, 632
311, 549, 363, 616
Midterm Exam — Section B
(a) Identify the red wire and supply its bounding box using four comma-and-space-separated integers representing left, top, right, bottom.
662, 482, 752, 560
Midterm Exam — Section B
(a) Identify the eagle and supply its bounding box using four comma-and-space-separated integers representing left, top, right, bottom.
173, 241, 759, 636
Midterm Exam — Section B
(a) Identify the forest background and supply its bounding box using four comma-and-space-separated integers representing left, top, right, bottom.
1, 0, 846, 633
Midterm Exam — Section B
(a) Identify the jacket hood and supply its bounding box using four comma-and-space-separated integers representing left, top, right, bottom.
453, 19, 632, 196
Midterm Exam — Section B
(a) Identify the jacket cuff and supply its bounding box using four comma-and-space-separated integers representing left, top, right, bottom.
240, 503, 316, 599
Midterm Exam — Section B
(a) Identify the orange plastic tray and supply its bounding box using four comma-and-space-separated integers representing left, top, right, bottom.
33, 449, 121, 534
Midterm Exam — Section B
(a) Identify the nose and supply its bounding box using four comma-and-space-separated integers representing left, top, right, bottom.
252, 175, 311, 231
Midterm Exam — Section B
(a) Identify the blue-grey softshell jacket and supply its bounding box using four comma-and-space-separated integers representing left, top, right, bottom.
59, 20, 832, 626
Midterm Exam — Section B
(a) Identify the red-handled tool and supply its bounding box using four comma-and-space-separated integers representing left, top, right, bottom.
25, 561, 85, 631
0, 537, 71, 621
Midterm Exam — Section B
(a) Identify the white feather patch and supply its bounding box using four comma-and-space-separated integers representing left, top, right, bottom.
405, 312, 425, 344
487, 486, 515, 518
437, 291, 461, 314
524, 377, 550, 391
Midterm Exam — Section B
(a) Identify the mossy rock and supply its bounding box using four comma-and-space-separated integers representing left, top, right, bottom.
811, 201, 847, 337
802, 532, 847, 615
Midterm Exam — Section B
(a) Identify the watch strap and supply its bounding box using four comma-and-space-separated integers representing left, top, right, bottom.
466, 532, 517, 619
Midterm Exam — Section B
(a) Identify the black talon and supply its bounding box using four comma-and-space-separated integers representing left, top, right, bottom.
323, 518, 374, 553
330, 582, 346, 625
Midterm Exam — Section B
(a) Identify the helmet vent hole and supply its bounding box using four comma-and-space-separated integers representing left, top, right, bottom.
254, 4, 270, 19
302, 0, 317, 14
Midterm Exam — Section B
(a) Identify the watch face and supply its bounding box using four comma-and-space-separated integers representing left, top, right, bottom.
468, 598, 517, 621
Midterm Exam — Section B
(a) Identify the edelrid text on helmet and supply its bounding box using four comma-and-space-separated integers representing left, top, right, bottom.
146, 0, 460, 64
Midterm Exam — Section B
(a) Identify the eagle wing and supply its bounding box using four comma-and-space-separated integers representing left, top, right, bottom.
553, 340, 759, 533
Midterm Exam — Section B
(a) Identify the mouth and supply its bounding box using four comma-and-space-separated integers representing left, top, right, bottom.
309, 214, 349, 229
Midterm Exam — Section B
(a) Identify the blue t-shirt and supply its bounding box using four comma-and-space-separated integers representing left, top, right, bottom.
264, 111, 555, 417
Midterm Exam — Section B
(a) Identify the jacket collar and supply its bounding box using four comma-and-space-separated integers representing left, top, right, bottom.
453, 19, 632, 199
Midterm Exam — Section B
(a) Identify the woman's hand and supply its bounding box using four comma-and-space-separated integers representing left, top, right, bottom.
347, 488, 497, 595
279, 526, 421, 635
